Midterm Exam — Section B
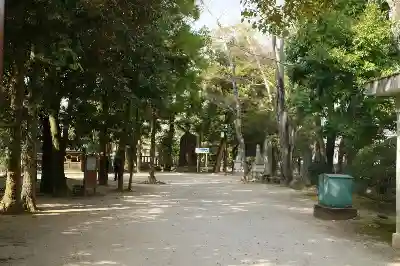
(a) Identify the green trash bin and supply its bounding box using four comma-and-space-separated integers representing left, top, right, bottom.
318, 173, 354, 208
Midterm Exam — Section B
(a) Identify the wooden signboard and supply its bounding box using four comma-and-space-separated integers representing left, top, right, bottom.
84, 155, 97, 195
84, 171, 97, 192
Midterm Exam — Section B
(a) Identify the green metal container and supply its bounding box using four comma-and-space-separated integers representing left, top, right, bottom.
318, 173, 354, 208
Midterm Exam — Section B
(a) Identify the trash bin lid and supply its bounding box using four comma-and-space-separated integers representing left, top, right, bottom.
320, 173, 353, 179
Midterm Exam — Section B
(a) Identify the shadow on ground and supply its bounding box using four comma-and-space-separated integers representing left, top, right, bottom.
299, 187, 397, 244
0, 174, 399, 266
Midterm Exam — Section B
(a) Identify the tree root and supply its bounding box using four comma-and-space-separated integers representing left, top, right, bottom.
21, 196, 38, 213
0, 200, 24, 215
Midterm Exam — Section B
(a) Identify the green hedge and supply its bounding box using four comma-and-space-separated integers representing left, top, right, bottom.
345, 137, 395, 198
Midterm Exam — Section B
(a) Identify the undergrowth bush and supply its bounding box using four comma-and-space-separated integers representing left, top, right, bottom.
346, 137, 395, 200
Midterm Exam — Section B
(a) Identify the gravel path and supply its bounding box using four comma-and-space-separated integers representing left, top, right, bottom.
0, 173, 399, 266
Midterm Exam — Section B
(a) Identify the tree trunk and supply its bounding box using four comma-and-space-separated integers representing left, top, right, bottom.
116, 140, 126, 191
325, 132, 336, 172
117, 101, 131, 191
315, 116, 326, 162
222, 40, 246, 180
213, 137, 226, 173
235, 116, 246, 180
40, 115, 53, 194
98, 131, 108, 185
300, 145, 312, 186
297, 157, 301, 175
136, 136, 141, 173
127, 108, 140, 191
127, 145, 134, 191
337, 138, 345, 173
49, 113, 68, 196
164, 115, 175, 172
148, 108, 157, 184
262, 137, 272, 176
271, 145, 278, 176
21, 101, 38, 212
223, 140, 228, 173
273, 35, 292, 184
231, 144, 238, 173
1, 66, 25, 214
128, 105, 142, 191
98, 94, 109, 185
279, 112, 293, 184
313, 140, 321, 163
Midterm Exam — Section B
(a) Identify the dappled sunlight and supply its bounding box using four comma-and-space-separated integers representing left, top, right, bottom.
0, 173, 397, 265
272, 204, 313, 214
112, 247, 133, 252
64, 260, 122, 265
238, 201, 258, 205
324, 237, 337, 242
201, 199, 213, 203
227, 259, 277, 266
183, 206, 208, 211
122, 198, 158, 204
387, 258, 400, 266
39, 206, 131, 214
142, 194, 163, 198
172, 180, 225, 185
265, 190, 294, 195
287, 206, 313, 214
34, 212, 62, 216
40, 203, 76, 208
70, 251, 91, 257
146, 208, 164, 214
229, 206, 248, 212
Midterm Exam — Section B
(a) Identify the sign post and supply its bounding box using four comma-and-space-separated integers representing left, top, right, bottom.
195, 147, 210, 173
84, 154, 98, 195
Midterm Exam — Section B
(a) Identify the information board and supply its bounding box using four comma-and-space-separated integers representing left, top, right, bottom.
195, 147, 210, 154
86, 156, 97, 171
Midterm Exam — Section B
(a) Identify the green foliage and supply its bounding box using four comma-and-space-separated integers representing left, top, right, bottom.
286, 2, 399, 153
241, 0, 400, 188
241, 0, 335, 34
346, 138, 395, 194
0, 0, 211, 185
198, 25, 276, 147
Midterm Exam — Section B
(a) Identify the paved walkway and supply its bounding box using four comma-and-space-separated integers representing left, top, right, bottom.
0, 173, 399, 266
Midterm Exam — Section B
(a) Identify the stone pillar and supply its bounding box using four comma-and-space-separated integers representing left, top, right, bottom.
233, 151, 244, 176
254, 144, 263, 179
393, 96, 400, 248
263, 138, 272, 176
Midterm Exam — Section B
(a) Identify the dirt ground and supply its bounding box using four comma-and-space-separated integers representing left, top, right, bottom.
0, 173, 399, 266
